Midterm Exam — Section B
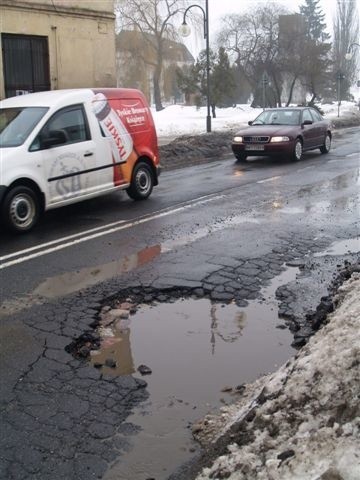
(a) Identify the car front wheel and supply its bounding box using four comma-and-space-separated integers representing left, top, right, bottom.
292, 139, 303, 161
126, 162, 154, 200
1, 185, 40, 233
320, 133, 331, 154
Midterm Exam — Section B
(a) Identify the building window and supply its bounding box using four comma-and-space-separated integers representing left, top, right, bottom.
2, 33, 50, 98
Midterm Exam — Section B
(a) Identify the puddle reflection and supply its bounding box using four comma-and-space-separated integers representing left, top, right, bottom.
34, 245, 161, 298
0, 245, 161, 318
1, 213, 261, 319
101, 267, 298, 480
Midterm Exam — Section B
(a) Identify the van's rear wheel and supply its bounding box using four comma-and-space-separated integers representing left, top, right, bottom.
126, 162, 154, 200
1, 186, 40, 233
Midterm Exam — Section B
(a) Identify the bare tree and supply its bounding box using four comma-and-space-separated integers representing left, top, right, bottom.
332, 0, 359, 100
217, 2, 335, 107
115, 0, 188, 111
217, 3, 289, 107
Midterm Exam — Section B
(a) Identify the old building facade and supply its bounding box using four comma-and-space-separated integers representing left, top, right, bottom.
116, 30, 194, 105
0, 0, 116, 99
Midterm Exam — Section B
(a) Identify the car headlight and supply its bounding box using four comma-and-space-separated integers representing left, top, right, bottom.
270, 136, 290, 143
233, 136, 243, 143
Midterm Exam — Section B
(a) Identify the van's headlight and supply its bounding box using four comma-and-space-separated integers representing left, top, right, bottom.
233, 136, 243, 143
270, 136, 290, 143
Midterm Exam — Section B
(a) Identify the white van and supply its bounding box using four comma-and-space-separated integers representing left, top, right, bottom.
0, 88, 160, 233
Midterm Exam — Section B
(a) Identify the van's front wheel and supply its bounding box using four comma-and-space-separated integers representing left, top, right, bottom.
126, 162, 154, 200
2, 186, 40, 233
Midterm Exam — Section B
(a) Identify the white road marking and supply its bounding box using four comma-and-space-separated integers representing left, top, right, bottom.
257, 176, 281, 184
1, 220, 126, 261
0, 194, 225, 270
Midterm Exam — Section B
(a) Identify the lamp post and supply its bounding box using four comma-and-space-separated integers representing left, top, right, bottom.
336, 70, 345, 117
261, 72, 269, 110
179, 1, 211, 133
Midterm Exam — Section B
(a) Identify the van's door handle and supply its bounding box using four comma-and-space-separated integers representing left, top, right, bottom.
84, 151, 94, 157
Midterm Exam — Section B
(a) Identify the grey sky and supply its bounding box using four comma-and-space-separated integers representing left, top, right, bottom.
182, 0, 354, 57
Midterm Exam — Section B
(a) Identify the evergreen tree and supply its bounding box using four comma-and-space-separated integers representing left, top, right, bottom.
299, 0, 330, 43
210, 47, 236, 114
298, 0, 333, 102
176, 63, 202, 105
176, 48, 236, 116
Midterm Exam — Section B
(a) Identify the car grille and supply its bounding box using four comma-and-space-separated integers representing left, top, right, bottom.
244, 136, 270, 143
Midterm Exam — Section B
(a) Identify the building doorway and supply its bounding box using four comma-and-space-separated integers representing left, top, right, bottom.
2, 33, 50, 98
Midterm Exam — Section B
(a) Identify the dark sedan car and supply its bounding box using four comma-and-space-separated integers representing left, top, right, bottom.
231, 107, 332, 162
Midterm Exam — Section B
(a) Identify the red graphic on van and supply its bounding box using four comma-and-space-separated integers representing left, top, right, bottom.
91, 88, 158, 188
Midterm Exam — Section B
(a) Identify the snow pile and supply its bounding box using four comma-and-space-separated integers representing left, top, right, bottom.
194, 274, 360, 480
152, 101, 359, 138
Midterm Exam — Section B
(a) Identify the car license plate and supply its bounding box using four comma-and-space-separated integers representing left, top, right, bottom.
245, 144, 265, 151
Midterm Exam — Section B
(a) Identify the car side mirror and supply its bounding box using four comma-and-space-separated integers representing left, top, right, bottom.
248, 121, 253, 125
302, 119, 313, 126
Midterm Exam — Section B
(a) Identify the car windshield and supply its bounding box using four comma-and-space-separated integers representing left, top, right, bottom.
252, 110, 301, 126
0, 107, 48, 148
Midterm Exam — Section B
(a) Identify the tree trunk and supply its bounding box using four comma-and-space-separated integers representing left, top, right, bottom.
308, 92, 316, 105
286, 76, 297, 106
211, 104, 216, 118
153, 66, 163, 112
272, 78, 282, 107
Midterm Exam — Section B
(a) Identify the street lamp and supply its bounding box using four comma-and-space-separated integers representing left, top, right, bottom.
336, 71, 345, 118
345, 42, 360, 60
179, 1, 211, 133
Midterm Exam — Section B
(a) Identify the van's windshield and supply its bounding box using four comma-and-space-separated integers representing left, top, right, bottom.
0, 107, 48, 147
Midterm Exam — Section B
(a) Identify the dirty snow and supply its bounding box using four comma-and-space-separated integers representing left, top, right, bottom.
193, 274, 360, 480
152, 101, 359, 137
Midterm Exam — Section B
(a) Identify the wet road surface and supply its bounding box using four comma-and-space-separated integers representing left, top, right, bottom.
0, 126, 359, 479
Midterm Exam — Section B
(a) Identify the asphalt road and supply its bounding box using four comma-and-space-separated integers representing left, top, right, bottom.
0, 126, 359, 480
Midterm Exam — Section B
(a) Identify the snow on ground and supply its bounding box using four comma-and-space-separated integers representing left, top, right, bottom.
193, 274, 360, 480
152, 101, 359, 138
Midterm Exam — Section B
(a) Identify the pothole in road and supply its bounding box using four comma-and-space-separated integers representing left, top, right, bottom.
66, 268, 297, 480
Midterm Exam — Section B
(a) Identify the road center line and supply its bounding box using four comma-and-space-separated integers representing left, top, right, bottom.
0, 194, 224, 270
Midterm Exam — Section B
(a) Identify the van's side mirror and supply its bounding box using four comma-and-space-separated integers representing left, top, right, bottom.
248, 121, 253, 125
40, 130, 68, 149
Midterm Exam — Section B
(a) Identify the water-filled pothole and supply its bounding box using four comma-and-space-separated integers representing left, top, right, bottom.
95, 268, 297, 480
